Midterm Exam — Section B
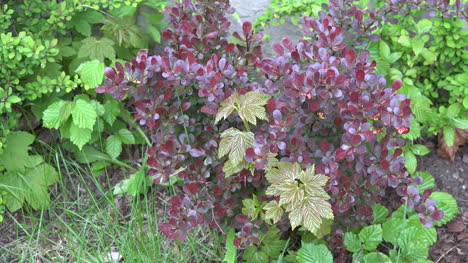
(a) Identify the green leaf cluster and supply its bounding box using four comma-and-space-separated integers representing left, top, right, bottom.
344, 203, 441, 263
0, 132, 58, 212
242, 226, 287, 263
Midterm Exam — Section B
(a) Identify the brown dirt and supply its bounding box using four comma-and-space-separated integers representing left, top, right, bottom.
424, 141, 468, 263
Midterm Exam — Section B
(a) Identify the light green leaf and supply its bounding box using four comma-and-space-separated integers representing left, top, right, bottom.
443, 126, 455, 147
287, 197, 334, 234
446, 104, 461, 118
398, 35, 411, 47
78, 37, 115, 61
297, 243, 333, 263
411, 144, 430, 156
215, 93, 238, 124
416, 19, 432, 34
407, 215, 437, 246
23, 163, 58, 210
404, 150, 417, 174
242, 196, 261, 220
75, 146, 111, 164
262, 227, 287, 259
361, 252, 391, 263
372, 204, 389, 224
398, 227, 429, 261
106, 135, 122, 159
69, 10, 104, 37
117, 129, 135, 144
412, 38, 426, 56
71, 99, 97, 130
0, 131, 35, 173
243, 245, 268, 263
344, 232, 361, 253
103, 100, 120, 125
42, 100, 69, 129
264, 200, 284, 224
69, 124, 92, 150
379, 40, 391, 58
223, 228, 237, 263
413, 171, 435, 192
218, 128, 254, 166
430, 192, 460, 226
450, 118, 468, 129
75, 60, 105, 89
238, 91, 271, 125
359, 224, 382, 251
113, 169, 151, 196
222, 159, 251, 177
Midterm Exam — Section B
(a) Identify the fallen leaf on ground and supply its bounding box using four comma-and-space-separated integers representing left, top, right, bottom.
447, 217, 465, 232
437, 128, 468, 162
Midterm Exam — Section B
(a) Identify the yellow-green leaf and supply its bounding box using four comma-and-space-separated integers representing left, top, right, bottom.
264, 200, 284, 224
218, 128, 254, 166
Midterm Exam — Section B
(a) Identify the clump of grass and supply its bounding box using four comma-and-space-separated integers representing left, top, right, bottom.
0, 142, 224, 263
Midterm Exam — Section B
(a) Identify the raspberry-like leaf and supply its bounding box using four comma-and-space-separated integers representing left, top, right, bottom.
218, 128, 254, 166
238, 91, 271, 125
266, 162, 333, 234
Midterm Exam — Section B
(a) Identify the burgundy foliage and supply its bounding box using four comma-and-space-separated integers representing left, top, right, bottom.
97, 0, 445, 260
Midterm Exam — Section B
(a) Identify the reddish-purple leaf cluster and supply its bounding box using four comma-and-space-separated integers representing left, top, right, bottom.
97, 0, 446, 259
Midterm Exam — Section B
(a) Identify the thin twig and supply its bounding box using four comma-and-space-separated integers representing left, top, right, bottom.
435, 245, 458, 263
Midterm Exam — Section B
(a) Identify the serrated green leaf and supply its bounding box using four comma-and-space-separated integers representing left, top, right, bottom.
262, 227, 287, 259
103, 100, 120, 125
359, 224, 382, 251
69, 124, 92, 150
264, 200, 284, 224
223, 228, 237, 263
443, 126, 455, 147
407, 215, 437, 246
218, 128, 254, 165
215, 93, 238, 124
361, 252, 391, 263
430, 192, 460, 226
117, 129, 135, 144
71, 99, 97, 129
413, 171, 435, 192
106, 135, 122, 159
402, 119, 422, 140
113, 169, 151, 196
383, 218, 405, 245
242, 196, 261, 219
0, 131, 35, 173
399, 228, 429, 261
265, 162, 333, 234
344, 232, 361, 253
78, 37, 115, 61
43, 100, 72, 129
297, 243, 333, 263
76, 60, 105, 89
372, 204, 389, 224
404, 150, 417, 174
69, 10, 104, 36
288, 197, 334, 234
222, 159, 250, 177
243, 245, 268, 263
23, 163, 58, 210
0, 173, 26, 212
238, 91, 271, 125
411, 144, 430, 155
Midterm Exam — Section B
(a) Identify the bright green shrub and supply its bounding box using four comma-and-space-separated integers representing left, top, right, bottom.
0, 0, 165, 217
